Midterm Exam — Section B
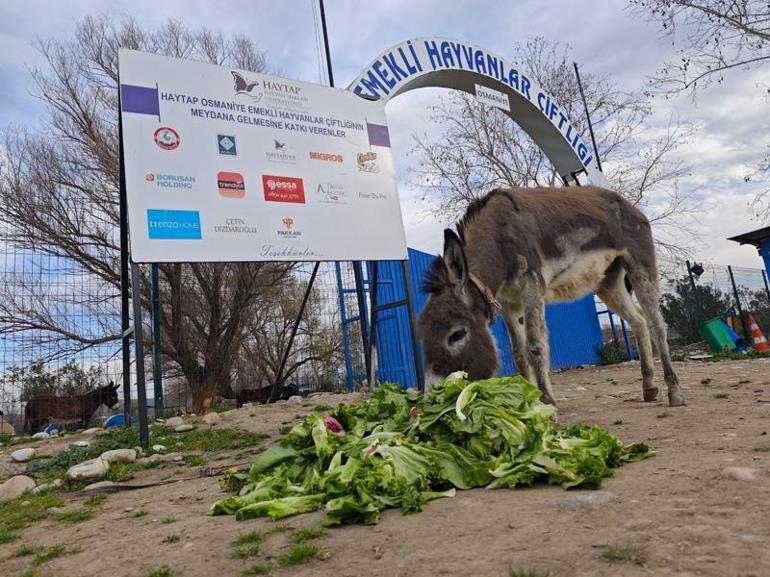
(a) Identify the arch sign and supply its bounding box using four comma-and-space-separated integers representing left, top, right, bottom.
348, 38, 609, 188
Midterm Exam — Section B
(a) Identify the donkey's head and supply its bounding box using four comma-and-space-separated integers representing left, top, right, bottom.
417, 229, 499, 386
94, 381, 120, 410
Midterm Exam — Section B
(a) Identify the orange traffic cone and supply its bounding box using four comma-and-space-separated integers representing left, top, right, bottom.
748, 314, 770, 352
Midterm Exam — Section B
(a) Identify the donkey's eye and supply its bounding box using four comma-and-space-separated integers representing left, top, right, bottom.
448, 328, 468, 346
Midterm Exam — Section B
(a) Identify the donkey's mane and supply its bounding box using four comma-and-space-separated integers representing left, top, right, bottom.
456, 189, 512, 242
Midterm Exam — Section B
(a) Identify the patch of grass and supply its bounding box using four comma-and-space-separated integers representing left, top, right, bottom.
267, 523, 292, 533
13, 544, 42, 557
54, 508, 93, 523
183, 454, 206, 467
145, 568, 175, 577
241, 565, 271, 576
0, 492, 64, 539
670, 351, 687, 362
162, 534, 180, 544
292, 527, 327, 543
233, 531, 263, 546
20, 571, 38, 577
132, 509, 148, 518
161, 516, 177, 524
707, 349, 766, 362
277, 543, 319, 566
599, 543, 648, 565
510, 570, 554, 577
279, 425, 292, 435
233, 543, 262, 559
34, 544, 80, 566
0, 432, 14, 446
312, 404, 332, 412
714, 392, 729, 399
210, 404, 234, 413
701, 378, 713, 385
83, 494, 107, 507
612, 420, 623, 426
105, 460, 160, 483
151, 425, 269, 452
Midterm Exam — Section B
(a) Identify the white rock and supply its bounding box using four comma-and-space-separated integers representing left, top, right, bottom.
174, 424, 194, 433
166, 417, 184, 428
83, 480, 115, 491
152, 444, 167, 453
72, 441, 90, 448
52, 478, 63, 488
242, 402, 253, 408
287, 395, 303, 404
171, 454, 184, 462
100, 449, 137, 464
20, 500, 31, 507
11, 447, 37, 462
32, 432, 50, 440
723, 466, 756, 482
82, 427, 102, 435
0, 475, 36, 502
202, 412, 221, 425
147, 454, 163, 465
67, 457, 109, 482
31, 483, 51, 494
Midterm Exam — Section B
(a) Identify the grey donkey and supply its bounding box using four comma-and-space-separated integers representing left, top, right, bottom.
417, 186, 685, 407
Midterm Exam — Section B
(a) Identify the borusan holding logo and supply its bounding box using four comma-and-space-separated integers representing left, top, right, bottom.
146, 173, 195, 189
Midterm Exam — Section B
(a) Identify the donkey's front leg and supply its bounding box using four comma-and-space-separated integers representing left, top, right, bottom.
501, 304, 535, 383
524, 299, 556, 405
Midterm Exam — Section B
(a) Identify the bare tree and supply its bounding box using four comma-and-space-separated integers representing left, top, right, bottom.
0, 16, 290, 412
412, 38, 696, 264
630, 1, 770, 217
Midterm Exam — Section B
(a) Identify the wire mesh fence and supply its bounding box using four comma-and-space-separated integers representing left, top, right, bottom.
0, 247, 365, 434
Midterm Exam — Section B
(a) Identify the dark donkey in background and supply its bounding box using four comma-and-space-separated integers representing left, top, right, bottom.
24, 382, 120, 432
417, 186, 685, 408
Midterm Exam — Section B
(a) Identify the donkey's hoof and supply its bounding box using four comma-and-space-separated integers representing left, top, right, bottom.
668, 391, 686, 407
643, 387, 659, 402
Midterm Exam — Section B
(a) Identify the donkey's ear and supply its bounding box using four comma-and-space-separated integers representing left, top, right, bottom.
443, 228, 467, 287
109, 381, 117, 390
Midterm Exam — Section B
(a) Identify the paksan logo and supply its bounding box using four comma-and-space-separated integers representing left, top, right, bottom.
278, 217, 302, 239
153, 127, 180, 150
316, 183, 347, 204
217, 172, 245, 198
231, 71, 263, 102
262, 175, 305, 204
309, 151, 343, 163
265, 140, 296, 164
146, 173, 195, 189
147, 209, 201, 240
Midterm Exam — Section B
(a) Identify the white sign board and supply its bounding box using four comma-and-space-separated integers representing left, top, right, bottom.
118, 49, 407, 262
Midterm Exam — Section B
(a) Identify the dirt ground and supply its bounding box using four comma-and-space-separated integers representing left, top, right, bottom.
1, 359, 769, 577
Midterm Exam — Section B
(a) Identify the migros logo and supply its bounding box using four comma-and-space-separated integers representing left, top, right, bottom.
309, 151, 343, 163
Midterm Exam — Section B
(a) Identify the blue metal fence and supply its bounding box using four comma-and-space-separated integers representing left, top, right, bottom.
337, 248, 605, 389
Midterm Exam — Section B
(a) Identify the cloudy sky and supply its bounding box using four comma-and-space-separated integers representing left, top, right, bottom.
1, 0, 768, 272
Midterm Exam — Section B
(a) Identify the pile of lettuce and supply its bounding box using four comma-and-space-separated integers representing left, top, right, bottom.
210, 373, 649, 525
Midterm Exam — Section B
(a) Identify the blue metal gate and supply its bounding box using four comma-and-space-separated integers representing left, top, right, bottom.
337, 248, 605, 388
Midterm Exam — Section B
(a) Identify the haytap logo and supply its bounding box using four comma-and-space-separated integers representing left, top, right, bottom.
231, 71, 263, 102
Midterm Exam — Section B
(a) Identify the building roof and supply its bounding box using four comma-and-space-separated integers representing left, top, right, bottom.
727, 226, 770, 247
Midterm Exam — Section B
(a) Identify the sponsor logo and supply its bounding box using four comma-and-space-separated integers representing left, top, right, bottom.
145, 173, 195, 189
217, 134, 237, 156
316, 183, 347, 204
214, 216, 258, 234
474, 83, 511, 111
262, 174, 305, 204
231, 71, 263, 102
147, 209, 201, 240
153, 127, 180, 150
265, 139, 296, 164
261, 80, 308, 110
309, 151, 343, 163
356, 151, 379, 173
358, 191, 388, 200
277, 217, 302, 239
217, 172, 245, 198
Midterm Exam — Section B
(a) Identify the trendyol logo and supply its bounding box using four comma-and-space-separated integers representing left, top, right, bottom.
147, 209, 201, 240
309, 151, 343, 163
153, 127, 180, 150
262, 175, 305, 204
217, 172, 245, 198
145, 173, 195, 189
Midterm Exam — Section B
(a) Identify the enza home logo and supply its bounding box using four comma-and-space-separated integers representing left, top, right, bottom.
147, 209, 201, 240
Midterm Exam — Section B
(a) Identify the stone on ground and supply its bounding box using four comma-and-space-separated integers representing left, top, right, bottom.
0, 475, 36, 502
67, 457, 109, 481
10, 447, 37, 462
202, 412, 221, 425
166, 416, 184, 428
83, 480, 115, 491
31, 432, 50, 440
99, 448, 137, 464
174, 424, 194, 433
723, 466, 756, 482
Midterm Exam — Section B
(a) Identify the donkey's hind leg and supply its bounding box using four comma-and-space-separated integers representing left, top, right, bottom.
597, 263, 658, 402
630, 276, 686, 407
